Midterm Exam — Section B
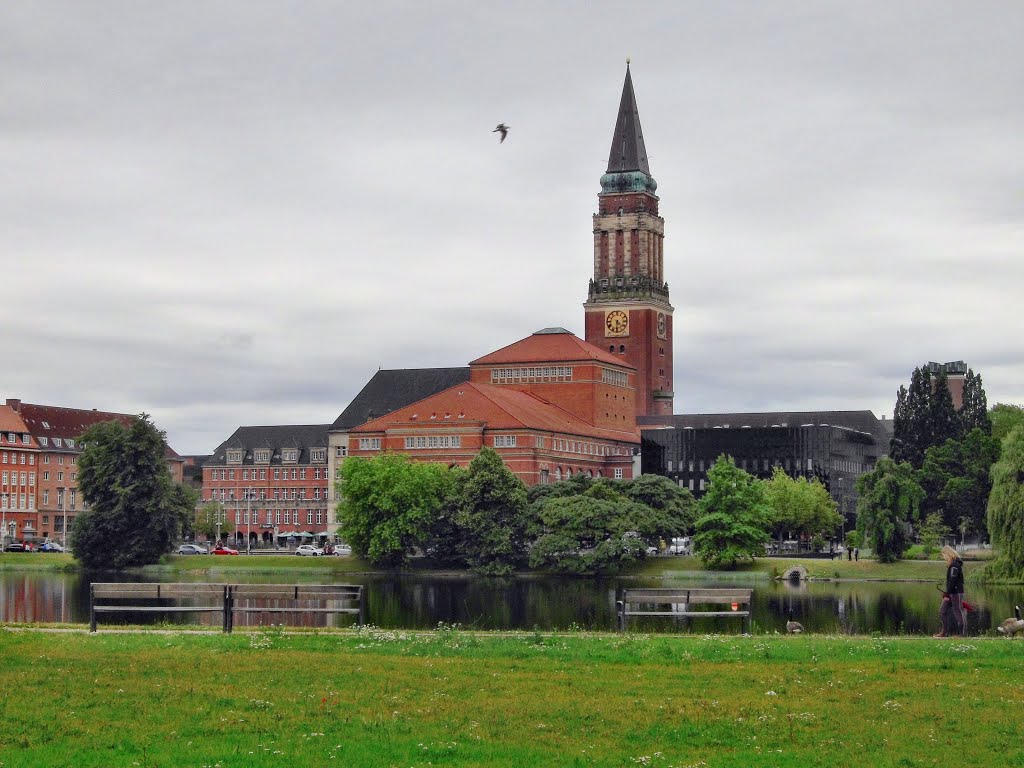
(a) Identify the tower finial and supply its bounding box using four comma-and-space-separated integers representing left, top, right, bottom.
626, 57, 631, 66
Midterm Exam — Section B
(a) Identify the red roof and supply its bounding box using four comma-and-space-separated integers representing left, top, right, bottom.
14, 402, 181, 458
0, 405, 32, 436
470, 328, 633, 369
352, 381, 639, 444
17, 403, 136, 442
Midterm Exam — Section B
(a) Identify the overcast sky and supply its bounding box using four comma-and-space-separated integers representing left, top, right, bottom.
4, 2, 1022, 455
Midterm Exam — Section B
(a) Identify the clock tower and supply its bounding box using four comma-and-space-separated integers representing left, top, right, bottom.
584, 64, 674, 417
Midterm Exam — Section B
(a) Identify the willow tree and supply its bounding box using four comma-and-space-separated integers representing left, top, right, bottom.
985, 424, 1024, 580
854, 458, 924, 563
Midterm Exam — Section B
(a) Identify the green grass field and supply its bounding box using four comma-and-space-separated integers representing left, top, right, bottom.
1, 628, 1022, 767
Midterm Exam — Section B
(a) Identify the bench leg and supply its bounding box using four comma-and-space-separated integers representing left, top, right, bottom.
89, 585, 97, 633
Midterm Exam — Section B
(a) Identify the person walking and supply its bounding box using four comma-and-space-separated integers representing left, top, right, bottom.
935, 545, 967, 637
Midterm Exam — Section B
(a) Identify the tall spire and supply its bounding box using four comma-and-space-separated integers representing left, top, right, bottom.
606, 63, 650, 175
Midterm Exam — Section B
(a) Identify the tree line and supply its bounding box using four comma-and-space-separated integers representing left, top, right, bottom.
855, 365, 1024, 578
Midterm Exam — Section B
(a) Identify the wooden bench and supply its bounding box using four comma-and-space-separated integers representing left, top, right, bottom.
90, 583, 230, 632
227, 584, 365, 633
616, 587, 753, 633
89, 583, 365, 633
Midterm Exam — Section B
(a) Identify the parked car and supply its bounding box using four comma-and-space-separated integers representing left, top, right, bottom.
38, 542, 66, 553
295, 544, 323, 557
4, 541, 27, 552
330, 544, 353, 557
211, 545, 239, 556
177, 544, 208, 555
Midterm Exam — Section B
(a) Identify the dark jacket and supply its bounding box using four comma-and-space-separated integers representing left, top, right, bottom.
945, 557, 965, 594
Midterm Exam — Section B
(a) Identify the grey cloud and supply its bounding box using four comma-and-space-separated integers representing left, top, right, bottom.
4, 1, 1023, 455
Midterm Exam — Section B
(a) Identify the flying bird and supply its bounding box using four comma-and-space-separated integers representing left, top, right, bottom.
493, 123, 509, 143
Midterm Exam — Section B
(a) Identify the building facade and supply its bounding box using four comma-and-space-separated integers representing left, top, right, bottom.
583, 64, 674, 418
348, 329, 640, 484
203, 425, 333, 547
5, 398, 183, 544
0, 405, 40, 545
639, 411, 892, 535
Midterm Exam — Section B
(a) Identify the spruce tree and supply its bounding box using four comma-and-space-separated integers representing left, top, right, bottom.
927, 372, 961, 448
960, 369, 991, 435
891, 385, 909, 463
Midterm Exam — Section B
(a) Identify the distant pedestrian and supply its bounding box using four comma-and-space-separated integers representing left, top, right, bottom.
847, 547, 852, 561
854, 548, 859, 562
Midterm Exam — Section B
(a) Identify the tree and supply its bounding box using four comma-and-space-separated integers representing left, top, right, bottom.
854, 458, 924, 563
528, 494, 650, 574
918, 427, 1000, 536
985, 424, 1024, 579
990, 403, 1024, 446
446, 447, 530, 575
762, 467, 841, 546
917, 512, 950, 558
195, 501, 226, 541
71, 414, 191, 569
620, 473, 697, 535
927, 372, 961, 449
692, 457, 770, 569
960, 369, 991, 435
891, 365, 981, 469
336, 454, 454, 567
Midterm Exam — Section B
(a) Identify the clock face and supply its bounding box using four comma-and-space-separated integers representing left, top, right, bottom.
605, 310, 629, 337
657, 312, 666, 339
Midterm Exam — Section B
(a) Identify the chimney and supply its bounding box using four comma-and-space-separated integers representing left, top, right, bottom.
6, 398, 20, 412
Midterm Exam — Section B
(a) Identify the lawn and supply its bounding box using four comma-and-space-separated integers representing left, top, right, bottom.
1, 628, 1022, 767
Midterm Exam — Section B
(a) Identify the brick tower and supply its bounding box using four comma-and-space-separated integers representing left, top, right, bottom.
584, 64, 674, 417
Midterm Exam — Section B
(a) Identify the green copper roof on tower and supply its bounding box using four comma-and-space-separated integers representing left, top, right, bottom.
606, 63, 650, 175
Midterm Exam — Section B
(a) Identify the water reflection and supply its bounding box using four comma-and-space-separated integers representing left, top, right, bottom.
1, 571, 1022, 634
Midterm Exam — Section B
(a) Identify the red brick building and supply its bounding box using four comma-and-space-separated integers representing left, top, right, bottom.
584, 64, 674, 418
202, 425, 332, 547
0, 404, 40, 545
4, 398, 184, 544
348, 329, 639, 484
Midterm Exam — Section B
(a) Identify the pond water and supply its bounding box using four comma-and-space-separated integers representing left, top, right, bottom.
2, 570, 1022, 635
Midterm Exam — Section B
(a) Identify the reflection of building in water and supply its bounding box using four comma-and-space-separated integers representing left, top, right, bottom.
639, 410, 892, 535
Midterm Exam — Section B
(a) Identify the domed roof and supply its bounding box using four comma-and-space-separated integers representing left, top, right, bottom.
600, 170, 657, 194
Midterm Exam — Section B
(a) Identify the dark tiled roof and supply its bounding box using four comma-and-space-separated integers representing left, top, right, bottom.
208, 424, 331, 466
331, 367, 470, 430
18, 402, 136, 442
606, 64, 650, 175
15, 402, 182, 458
640, 410, 890, 441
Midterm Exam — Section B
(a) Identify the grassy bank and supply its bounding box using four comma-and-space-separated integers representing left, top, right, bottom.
1, 628, 1022, 767
0, 552, 986, 582
624, 554, 981, 582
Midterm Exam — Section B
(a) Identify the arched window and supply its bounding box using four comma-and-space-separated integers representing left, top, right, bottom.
555, 467, 562, 481
566, 468, 573, 478
619, 345, 625, 353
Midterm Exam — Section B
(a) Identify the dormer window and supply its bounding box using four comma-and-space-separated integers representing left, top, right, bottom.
22, 434, 30, 445
66, 438, 75, 448
310, 448, 326, 463
6, 433, 14, 443
39, 437, 48, 447
254, 450, 271, 463
53, 438, 63, 448
227, 450, 244, 464
282, 449, 299, 463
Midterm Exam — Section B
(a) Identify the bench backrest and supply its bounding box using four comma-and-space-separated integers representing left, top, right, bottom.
92, 583, 227, 600
620, 588, 753, 606
229, 584, 362, 602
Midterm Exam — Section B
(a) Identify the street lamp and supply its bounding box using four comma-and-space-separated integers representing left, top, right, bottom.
246, 487, 253, 555
61, 487, 68, 550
